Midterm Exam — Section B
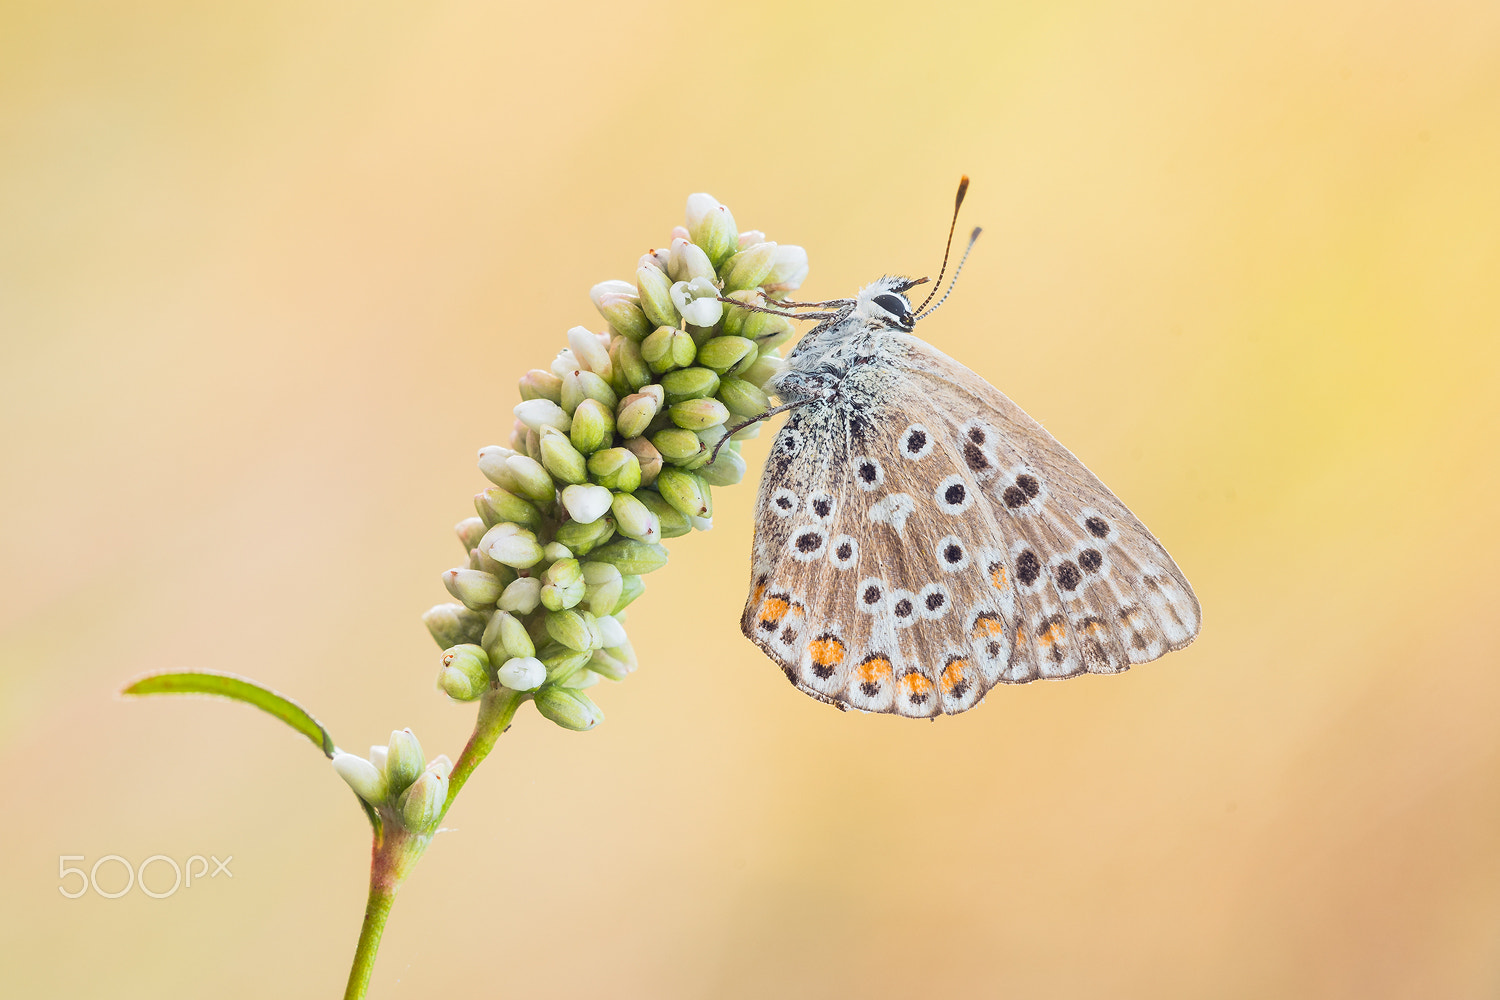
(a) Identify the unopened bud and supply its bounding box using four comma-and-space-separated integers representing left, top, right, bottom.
554, 514, 616, 555
610, 491, 661, 542
498, 575, 543, 614
456, 516, 487, 552
482, 608, 535, 661
546, 608, 594, 652
614, 574, 646, 613
661, 366, 721, 403
496, 655, 546, 692
475, 486, 543, 530
587, 447, 641, 492
635, 490, 692, 538
399, 770, 446, 834
636, 264, 680, 328
332, 752, 388, 806
477, 445, 519, 490
721, 242, 778, 292
423, 602, 488, 648
539, 426, 589, 485
698, 443, 747, 486
567, 326, 612, 379
535, 686, 605, 732
443, 567, 503, 609
560, 483, 614, 524
717, 377, 771, 418
669, 397, 729, 431
641, 326, 696, 373
518, 369, 564, 403
480, 522, 545, 569
438, 643, 490, 702
687, 195, 738, 269
623, 436, 663, 486
743, 310, 795, 351
651, 426, 706, 465
505, 455, 557, 503
695, 335, 757, 375
739, 350, 784, 389
764, 243, 809, 294
561, 368, 619, 413
595, 290, 652, 342
587, 538, 670, 575
385, 728, 425, 797
609, 335, 653, 392
514, 397, 572, 433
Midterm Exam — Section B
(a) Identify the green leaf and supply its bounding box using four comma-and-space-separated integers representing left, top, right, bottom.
123, 670, 336, 758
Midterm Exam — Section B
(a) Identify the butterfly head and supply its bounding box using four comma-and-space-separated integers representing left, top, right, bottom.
854, 276, 927, 332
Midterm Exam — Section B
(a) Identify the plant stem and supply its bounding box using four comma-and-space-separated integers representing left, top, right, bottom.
344, 837, 402, 1000
342, 686, 524, 998
443, 686, 524, 815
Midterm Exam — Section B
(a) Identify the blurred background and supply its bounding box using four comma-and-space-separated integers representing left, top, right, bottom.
3, 1, 1498, 996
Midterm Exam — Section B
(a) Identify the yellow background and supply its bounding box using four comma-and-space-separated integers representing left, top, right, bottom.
4, 1, 1498, 996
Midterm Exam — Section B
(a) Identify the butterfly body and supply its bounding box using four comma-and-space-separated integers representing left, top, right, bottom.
743, 276, 1201, 717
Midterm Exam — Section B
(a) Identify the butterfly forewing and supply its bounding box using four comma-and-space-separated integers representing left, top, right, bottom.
742, 327, 1200, 717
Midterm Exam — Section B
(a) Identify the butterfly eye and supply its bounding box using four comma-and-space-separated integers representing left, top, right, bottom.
872, 293, 913, 327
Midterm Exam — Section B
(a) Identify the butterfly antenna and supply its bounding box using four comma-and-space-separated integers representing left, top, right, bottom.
914, 175, 970, 313
915, 226, 981, 321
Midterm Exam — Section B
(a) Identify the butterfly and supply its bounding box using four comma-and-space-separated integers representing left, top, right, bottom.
736, 180, 1200, 717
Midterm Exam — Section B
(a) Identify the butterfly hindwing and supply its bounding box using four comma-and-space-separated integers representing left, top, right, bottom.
742, 329, 1200, 717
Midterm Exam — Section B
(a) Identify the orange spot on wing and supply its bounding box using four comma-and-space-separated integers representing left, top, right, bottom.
752, 582, 766, 604
856, 656, 892, 684
940, 659, 969, 692
899, 673, 933, 698
990, 564, 1007, 590
808, 636, 846, 669
970, 613, 1005, 640
760, 596, 788, 626
1037, 620, 1066, 647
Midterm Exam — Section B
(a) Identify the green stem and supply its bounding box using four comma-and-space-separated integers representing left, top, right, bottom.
443, 686, 524, 816
344, 833, 405, 1000
342, 686, 524, 998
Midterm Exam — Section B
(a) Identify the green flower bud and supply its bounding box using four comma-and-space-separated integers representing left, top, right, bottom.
668, 237, 716, 283
698, 444, 747, 486
423, 602, 488, 648
546, 608, 594, 652
561, 368, 619, 413
635, 490, 692, 538
614, 575, 646, 613
567, 327, 613, 380
686, 193, 738, 269
641, 326, 696, 374
588, 538, 670, 575
587, 447, 642, 492
456, 516, 488, 552
540, 557, 586, 611
744, 310, 795, 351
497, 655, 545, 691
609, 335, 653, 391
651, 426, 706, 465
539, 642, 594, 684
514, 397, 572, 433
595, 289, 653, 342
438, 643, 490, 702
610, 491, 661, 542
718, 377, 771, 418
624, 436, 663, 486
535, 686, 605, 732
498, 576, 542, 614
636, 263, 680, 328
719, 290, 762, 339
669, 398, 729, 431
656, 467, 711, 519
332, 752, 388, 806
539, 426, 589, 485
477, 445, 519, 490
661, 366, 721, 403
560, 483, 614, 524
385, 728, 425, 797
615, 391, 660, 439
443, 567, 503, 609
480, 522, 545, 569
505, 455, 557, 503
721, 241, 779, 292
581, 561, 623, 618
696, 335, 757, 375
518, 369, 564, 403
586, 648, 632, 682
399, 770, 446, 834
482, 608, 535, 661
740, 350, 784, 389
475, 486, 543, 530
554, 514, 616, 555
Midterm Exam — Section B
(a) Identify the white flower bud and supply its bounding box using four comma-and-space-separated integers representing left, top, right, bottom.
498, 576, 543, 614
480, 522, 545, 569
497, 656, 546, 692
589, 279, 635, 308
561, 483, 614, 524
685, 192, 722, 229
566, 326, 612, 378
550, 348, 580, 379
514, 398, 571, 433
332, 752, 388, 806
764, 244, 809, 292
668, 238, 716, 283
595, 614, 628, 648
368, 744, 389, 773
